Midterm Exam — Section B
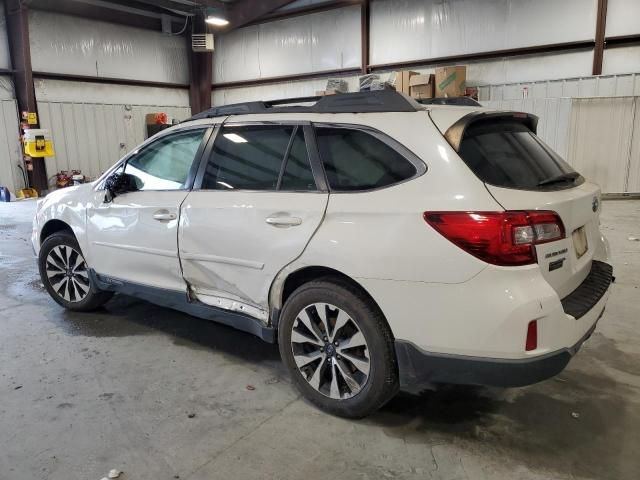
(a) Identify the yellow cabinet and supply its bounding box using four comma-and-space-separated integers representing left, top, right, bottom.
23, 129, 55, 157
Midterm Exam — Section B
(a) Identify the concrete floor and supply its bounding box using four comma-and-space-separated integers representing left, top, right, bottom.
0, 199, 639, 480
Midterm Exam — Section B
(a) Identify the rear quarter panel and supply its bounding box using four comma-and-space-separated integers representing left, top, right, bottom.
275, 110, 504, 289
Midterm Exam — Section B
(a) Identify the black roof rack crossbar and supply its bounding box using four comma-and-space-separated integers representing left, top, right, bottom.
418, 97, 482, 107
189, 90, 423, 120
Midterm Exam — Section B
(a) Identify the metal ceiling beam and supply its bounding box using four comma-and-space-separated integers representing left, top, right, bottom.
245, 0, 362, 26
225, 0, 299, 29
29, 0, 186, 30
592, 0, 608, 75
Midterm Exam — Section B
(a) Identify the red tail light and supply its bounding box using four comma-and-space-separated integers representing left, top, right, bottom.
423, 211, 565, 266
526, 320, 538, 351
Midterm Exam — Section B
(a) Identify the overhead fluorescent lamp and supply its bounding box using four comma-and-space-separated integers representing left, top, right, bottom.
224, 133, 248, 143
206, 15, 229, 26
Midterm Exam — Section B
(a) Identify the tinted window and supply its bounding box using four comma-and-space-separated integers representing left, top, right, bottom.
125, 129, 205, 191
280, 128, 315, 191
202, 125, 294, 190
316, 127, 416, 191
458, 121, 583, 190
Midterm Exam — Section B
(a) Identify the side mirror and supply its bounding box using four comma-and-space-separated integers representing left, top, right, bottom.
104, 172, 139, 203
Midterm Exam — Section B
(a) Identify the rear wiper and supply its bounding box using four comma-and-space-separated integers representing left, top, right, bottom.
538, 171, 580, 186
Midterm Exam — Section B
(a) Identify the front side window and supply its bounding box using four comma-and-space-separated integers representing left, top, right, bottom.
201, 125, 316, 191
125, 129, 205, 191
315, 127, 417, 191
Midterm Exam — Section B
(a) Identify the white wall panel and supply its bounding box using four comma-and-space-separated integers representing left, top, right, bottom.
213, 6, 360, 83
212, 76, 360, 106
37, 101, 191, 183
35, 79, 189, 107
0, 0, 10, 70
29, 11, 188, 84
567, 97, 635, 193
606, 0, 640, 37
603, 46, 640, 76
370, 0, 596, 65
0, 99, 23, 195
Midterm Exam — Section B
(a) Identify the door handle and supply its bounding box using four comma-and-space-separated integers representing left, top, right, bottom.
265, 216, 302, 227
153, 211, 177, 221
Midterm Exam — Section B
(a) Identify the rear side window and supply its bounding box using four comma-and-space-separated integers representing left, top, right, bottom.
315, 127, 417, 191
458, 121, 583, 190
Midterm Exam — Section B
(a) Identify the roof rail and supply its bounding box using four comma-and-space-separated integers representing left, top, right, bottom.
189, 90, 423, 120
418, 97, 482, 107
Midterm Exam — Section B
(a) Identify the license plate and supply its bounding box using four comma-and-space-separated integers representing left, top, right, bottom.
572, 226, 588, 258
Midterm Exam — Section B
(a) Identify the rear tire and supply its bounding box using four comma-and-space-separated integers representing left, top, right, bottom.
38, 231, 113, 311
278, 277, 398, 418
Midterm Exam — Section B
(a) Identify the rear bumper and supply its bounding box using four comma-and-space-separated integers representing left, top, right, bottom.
394, 261, 613, 389
395, 310, 602, 388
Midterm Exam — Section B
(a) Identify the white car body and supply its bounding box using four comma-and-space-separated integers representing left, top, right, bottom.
32, 93, 613, 390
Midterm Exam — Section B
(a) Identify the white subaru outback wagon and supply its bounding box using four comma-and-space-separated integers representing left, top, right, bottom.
33, 91, 613, 418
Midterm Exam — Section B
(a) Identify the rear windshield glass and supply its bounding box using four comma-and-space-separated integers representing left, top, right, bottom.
458, 120, 584, 190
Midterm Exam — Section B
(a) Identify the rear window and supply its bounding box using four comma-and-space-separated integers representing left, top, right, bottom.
458, 120, 584, 190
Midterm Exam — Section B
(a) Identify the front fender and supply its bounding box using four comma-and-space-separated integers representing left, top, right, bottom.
33, 184, 95, 258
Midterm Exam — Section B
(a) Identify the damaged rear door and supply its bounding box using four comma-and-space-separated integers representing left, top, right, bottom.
178, 121, 328, 321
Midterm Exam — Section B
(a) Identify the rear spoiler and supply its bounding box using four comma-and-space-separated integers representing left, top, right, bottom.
444, 111, 539, 152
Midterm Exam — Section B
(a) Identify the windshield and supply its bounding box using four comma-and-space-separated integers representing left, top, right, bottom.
458, 120, 584, 191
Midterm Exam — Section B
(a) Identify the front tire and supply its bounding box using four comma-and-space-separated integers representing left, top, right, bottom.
38, 231, 113, 311
278, 277, 398, 418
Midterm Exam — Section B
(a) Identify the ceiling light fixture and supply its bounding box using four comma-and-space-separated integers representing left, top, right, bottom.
205, 15, 229, 26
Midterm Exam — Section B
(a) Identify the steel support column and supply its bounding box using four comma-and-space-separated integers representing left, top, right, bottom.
187, 14, 213, 115
592, 0, 608, 75
360, 0, 370, 75
4, 0, 48, 192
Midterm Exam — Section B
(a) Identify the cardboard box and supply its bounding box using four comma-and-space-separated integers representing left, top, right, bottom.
409, 74, 434, 99
435, 66, 466, 97
145, 112, 169, 125
315, 90, 339, 96
392, 70, 419, 95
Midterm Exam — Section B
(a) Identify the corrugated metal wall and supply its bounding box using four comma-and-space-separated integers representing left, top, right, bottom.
37, 102, 191, 184
478, 73, 640, 102
567, 97, 640, 194
0, 99, 23, 195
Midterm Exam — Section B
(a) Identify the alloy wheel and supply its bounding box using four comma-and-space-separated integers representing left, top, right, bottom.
290, 303, 371, 400
45, 245, 90, 303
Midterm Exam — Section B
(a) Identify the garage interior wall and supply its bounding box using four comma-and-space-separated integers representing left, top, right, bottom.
29, 11, 191, 184
212, 0, 598, 102
211, 0, 640, 194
